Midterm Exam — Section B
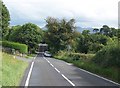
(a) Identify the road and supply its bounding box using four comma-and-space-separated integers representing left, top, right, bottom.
21, 53, 120, 87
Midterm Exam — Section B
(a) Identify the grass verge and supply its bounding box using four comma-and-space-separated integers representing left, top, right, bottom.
54, 53, 120, 84
2, 52, 29, 86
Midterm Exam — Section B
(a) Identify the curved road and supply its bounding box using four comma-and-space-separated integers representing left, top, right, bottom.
21, 53, 120, 87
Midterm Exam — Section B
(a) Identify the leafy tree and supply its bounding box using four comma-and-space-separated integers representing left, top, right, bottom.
109, 28, 118, 37
82, 30, 90, 35
76, 32, 108, 54
45, 17, 76, 53
76, 30, 92, 54
9, 23, 43, 53
100, 25, 110, 36
0, 1, 10, 39
76, 34, 89, 54
93, 28, 99, 34
118, 29, 120, 46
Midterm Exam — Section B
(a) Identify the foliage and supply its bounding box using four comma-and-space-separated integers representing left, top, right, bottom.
76, 32, 109, 54
45, 17, 76, 53
0, 1, 10, 39
93, 25, 118, 37
8, 23, 43, 53
93, 39, 120, 67
54, 51, 120, 83
55, 51, 94, 61
76, 34, 89, 54
2, 52, 28, 86
1, 41, 28, 53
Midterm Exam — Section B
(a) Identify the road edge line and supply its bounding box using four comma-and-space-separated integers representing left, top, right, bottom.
78, 68, 120, 86
25, 55, 37, 86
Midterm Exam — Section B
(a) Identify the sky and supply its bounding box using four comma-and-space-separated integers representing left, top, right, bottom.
3, 0, 119, 28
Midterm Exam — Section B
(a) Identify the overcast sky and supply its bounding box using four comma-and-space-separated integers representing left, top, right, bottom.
3, 0, 119, 28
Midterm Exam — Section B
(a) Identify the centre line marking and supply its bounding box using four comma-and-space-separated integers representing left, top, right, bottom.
43, 56, 75, 86
61, 74, 75, 86
50, 63, 54, 67
54, 68, 60, 73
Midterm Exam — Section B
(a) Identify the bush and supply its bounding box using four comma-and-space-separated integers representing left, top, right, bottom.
69, 53, 94, 61
1, 41, 28, 53
55, 50, 120, 83
93, 44, 120, 67
55, 51, 95, 62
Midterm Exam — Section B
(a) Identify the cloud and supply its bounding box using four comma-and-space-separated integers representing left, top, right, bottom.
3, 0, 119, 28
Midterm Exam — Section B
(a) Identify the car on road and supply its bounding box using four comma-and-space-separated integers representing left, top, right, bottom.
44, 51, 52, 57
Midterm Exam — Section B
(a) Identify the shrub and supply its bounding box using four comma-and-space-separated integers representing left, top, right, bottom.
55, 51, 95, 62
69, 53, 94, 61
1, 41, 28, 53
93, 44, 120, 67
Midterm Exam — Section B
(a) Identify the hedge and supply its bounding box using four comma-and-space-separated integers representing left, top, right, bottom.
55, 51, 95, 61
93, 44, 120, 68
0, 41, 28, 53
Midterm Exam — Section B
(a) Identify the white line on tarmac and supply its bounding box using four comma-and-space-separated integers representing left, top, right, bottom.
78, 68, 120, 86
61, 74, 75, 86
66, 63, 73, 65
50, 63, 54, 67
25, 61, 34, 86
25, 55, 37, 87
43, 56, 75, 86
54, 68, 60, 73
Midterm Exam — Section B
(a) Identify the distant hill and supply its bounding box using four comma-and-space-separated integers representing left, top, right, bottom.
42, 26, 47, 30
42, 26, 94, 33
76, 27, 94, 33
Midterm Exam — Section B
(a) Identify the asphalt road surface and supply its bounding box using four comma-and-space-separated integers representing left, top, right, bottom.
21, 53, 120, 87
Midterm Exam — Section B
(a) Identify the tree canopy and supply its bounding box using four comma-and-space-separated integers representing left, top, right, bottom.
1, 1, 10, 39
9, 23, 43, 53
44, 17, 76, 53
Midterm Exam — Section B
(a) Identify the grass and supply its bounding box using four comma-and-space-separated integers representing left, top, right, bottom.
2, 51, 29, 86
73, 61, 120, 83
0, 51, 2, 87
24, 53, 36, 59
54, 52, 120, 84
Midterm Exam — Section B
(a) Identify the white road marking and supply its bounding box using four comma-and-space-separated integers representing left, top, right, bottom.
50, 63, 54, 67
25, 55, 37, 86
43, 56, 75, 86
54, 68, 60, 73
61, 74, 75, 86
78, 68, 120, 86
66, 63, 73, 65
25, 61, 34, 86
47, 60, 50, 63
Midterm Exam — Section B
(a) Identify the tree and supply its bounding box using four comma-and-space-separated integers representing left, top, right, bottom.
77, 31, 91, 54
76, 34, 89, 54
93, 28, 99, 34
9, 23, 43, 53
82, 30, 90, 35
100, 25, 110, 36
45, 17, 76, 53
1, 1, 10, 39
109, 28, 118, 37
118, 29, 120, 46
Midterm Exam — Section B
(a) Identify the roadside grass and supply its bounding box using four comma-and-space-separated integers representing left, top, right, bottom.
0, 51, 2, 87
54, 52, 120, 84
73, 61, 119, 83
2, 52, 29, 86
26, 54, 36, 58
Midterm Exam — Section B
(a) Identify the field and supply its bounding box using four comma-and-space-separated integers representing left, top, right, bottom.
1, 52, 28, 86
